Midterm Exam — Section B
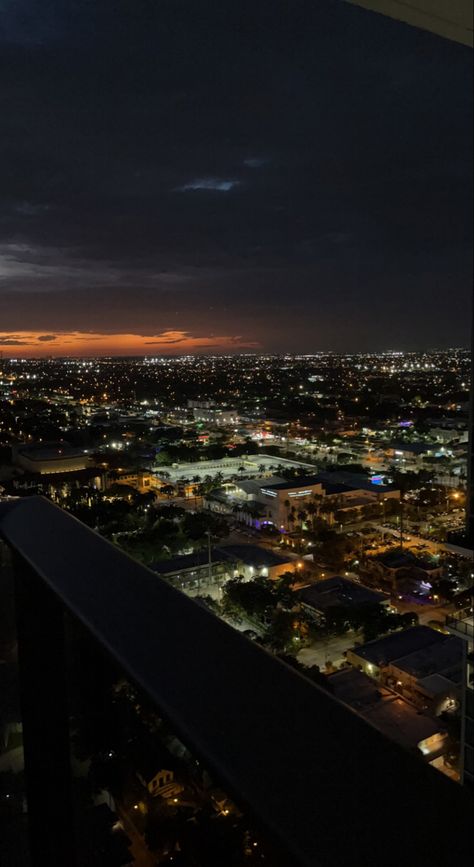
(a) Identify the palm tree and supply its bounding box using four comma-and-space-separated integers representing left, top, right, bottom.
297, 509, 307, 529
313, 492, 323, 516
287, 506, 296, 532
306, 501, 317, 531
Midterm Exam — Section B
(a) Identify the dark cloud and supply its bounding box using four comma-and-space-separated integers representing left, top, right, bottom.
0, 334, 34, 345
37, 334, 57, 341
0, 0, 471, 351
176, 178, 240, 192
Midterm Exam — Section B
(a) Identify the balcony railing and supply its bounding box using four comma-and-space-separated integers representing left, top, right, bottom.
446, 610, 474, 640
0, 496, 473, 867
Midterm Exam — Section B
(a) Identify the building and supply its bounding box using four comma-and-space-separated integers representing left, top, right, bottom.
151, 544, 296, 594
254, 476, 325, 529
12, 443, 93, 475
299, 576, 390, 621
106, 469, 156, 493
134, 743, 183, 800
217, 544, 297, 580
446, 607, 474, 787
151, 550, 229, 593
1, 492, 472, 866
192, 406, 239, 425
316, 470, 400, 502
347, 626, 463, 714
329, 668, 450, 767
366, 548, 443, 591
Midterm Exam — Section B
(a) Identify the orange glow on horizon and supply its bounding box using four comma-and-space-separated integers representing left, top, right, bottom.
0, 330, 260, 357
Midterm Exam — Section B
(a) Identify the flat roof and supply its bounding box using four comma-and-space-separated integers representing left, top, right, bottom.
299, 577, 388, 612
151, 550, 219, 575
349, 626, 445, 667
261, 475, 323, 492
389, 442, 432, 454
392, 637, 463, 680
235, 476, 286, 494
316, 470, 399, 494
151, 544, 293, 575
329, 670, 442, 749
217, 544, 293, 568
17, 443, 86, 461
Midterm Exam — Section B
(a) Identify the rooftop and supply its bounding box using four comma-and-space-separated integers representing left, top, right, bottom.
16, 442, 86, 461
392, 637, 463, 681
217, 544, 294, 569
349, 626, 446, 667
299, 576, 388, 612
235, 476, 285, 495
151, 543, 294, 575
388, 442, 433, 454
260, 475, 323, 492
329, 669, 442, 750
316, 470, 399, 494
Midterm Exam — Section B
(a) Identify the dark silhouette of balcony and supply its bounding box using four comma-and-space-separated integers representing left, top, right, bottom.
0, 496, 472, 867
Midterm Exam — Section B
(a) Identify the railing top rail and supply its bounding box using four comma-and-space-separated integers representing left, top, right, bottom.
1, 497, 472, 866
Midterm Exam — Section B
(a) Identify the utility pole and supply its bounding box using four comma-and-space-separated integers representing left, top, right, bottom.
206, 530, 212, 588
399, 494, 404, 550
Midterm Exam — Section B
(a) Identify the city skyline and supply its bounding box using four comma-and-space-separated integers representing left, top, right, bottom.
1, 0, 472, 355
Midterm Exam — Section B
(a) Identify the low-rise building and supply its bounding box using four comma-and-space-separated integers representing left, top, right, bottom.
316, 470, 400, 504
151, 544, 296, 593
347, 626, 462, 714
299, 576, 390, 621
366, 548, 443, 591
12, 443, 93, 475
328, 668, 450, 767
193, 406, 239, 425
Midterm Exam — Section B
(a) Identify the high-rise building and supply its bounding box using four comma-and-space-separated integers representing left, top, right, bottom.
446, 609, 474, 787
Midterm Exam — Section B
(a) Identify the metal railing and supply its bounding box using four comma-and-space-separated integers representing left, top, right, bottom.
0, 496, 472, 867
446, 610, 474, 640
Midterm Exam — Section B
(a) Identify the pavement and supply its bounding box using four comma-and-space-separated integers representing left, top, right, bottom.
297, 632, 360, 671
391, 598, 453, 626
116, 801, 155, 867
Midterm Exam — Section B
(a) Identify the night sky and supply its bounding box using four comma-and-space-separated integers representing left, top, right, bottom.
0, 0, 472, 356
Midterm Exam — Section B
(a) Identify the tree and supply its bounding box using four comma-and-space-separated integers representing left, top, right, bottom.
221, 575, 274, 622
306, 501, 317, 531
265, 610, 297, 652
296, 508, 307, 529
287, 505, 296, 532
159, 484, 175, 497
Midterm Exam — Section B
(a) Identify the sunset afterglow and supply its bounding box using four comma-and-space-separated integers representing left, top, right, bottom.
0, 331, 261, 357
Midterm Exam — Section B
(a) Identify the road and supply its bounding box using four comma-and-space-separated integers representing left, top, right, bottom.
116, 802, 155, 867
